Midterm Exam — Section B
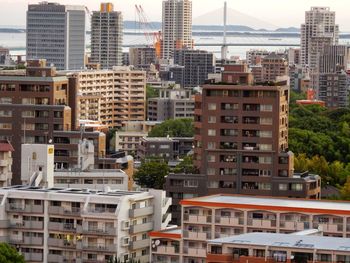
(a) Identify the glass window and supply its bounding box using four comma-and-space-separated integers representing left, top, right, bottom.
279, 184, 288, 191
208, 129, 216, 136
208, 116, 216, 123
208, 103, 217, 110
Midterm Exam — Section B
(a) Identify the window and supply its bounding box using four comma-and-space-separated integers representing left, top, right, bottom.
259, 156, 272, 164
184, 180, 199, 188
0, 97, 12, 104
208, 129, 216, 136
260, 104, 273, 111
207, 142, 216, 150
258, 183, 271, 190
207, 168, 215, 175
0, 110, 12, 117
259, 131, 272, 138
291, 184, 303, 191
208, 103, 217, 110
159, 145, 170, 149
22, 98, 35, 105
0, 123, 12, 130
207, 155, 216, 162
208, 116, 216, 123
22, 111, 35, 118
260, 118, 272, 125
279, 184, 288, 191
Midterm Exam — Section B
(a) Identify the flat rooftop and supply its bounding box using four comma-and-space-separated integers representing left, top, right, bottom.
149, 227, 182, 239
209, 233, 350, 252
180, 194, 350, 215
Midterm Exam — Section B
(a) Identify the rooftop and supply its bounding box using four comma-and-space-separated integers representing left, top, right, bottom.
209, 233, 350, 252
0, 141, 14, 152
180, 194, 350, 215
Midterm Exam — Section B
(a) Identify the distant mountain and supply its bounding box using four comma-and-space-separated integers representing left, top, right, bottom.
0, 28, 25, 33
275, 27, 300, 32
124, 21, 161, 30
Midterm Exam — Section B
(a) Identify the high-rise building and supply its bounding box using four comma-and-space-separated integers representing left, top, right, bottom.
192, 84, 321, 198
261, 53, 289, 83
174, 49, 215, 87
91, 3, 123, 69
300, 7, 339, 70
26, 2, 86, 70
0, 186, 171, 263
162, 0, 193, 59
129, 47, 157, 70
70, 67, 146, 129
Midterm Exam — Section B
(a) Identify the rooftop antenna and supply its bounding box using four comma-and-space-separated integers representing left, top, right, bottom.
221, 1, 228, 62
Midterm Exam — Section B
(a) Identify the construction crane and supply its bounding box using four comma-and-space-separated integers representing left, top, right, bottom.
135, 4, 162, 58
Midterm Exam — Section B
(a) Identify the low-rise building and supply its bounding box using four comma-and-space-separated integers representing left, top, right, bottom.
150, 194, 350, 263
207, 232, 350, 263
222, 64, 254, 85
261, 53, 289, 83
0, 140, 14, 187
148, 89, 195, 121
0, 186, 171, 263
138, 137, 193, 161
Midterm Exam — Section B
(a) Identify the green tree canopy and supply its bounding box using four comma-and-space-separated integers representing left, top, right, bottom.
133, 160, 170, 189
0, 243, 25, 263
173, 156, 198, 174
148, 118, 194, 137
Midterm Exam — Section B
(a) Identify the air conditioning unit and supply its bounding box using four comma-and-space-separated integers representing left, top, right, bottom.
121, 220, 130, 230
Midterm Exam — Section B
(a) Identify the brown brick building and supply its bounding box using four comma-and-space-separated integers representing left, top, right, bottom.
193, 84, 320, 198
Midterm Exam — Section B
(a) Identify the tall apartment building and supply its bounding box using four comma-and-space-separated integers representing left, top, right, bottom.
70, 67, 146, 129
174, 49, 215, 87
193, 84, 321, 198
129, 47, 157, 70
91, 3, 123, 69
162, 0, 193, 59
0, 141, 14, 187
0, 186, 171, 263
26, 2, 86, 70
261, 53, 289, 83
148, 89, 195, 121
301, 7, 339, 69
151, 194, 350, 263
316, 45, 350, 108
0, 47, 12, 66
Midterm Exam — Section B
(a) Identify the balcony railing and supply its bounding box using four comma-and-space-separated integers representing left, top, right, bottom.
183, 214, 212, 224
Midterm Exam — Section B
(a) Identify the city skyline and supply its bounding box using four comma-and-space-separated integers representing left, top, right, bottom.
1, 0, 350, 31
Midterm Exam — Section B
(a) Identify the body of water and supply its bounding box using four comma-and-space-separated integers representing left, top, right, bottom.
1, 31, 350, 60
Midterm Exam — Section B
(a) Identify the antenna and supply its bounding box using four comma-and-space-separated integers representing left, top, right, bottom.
221, 1, 228, 62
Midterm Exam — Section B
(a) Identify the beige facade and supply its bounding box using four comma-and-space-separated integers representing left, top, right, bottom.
70, 67, 146, 129
0, 187, 171, 263
0, 141, 14, 187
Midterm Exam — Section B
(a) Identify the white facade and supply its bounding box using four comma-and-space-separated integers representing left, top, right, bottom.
26, 2, 86, 70
162, 0, 193, 59
0, 187, 171, 263
0, 142, 13, 187
300, 7, 339, 70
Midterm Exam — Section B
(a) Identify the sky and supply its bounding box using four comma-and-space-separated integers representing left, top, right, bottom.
1, 0, 350, 31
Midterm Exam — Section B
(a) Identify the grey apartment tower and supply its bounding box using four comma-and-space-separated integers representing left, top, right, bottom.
26, 2, 86, 70
90, 3, 123, 69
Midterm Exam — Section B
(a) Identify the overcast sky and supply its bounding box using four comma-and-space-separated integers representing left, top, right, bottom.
1, 0, 350, 31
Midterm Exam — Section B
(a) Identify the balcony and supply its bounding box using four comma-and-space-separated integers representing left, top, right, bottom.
183, 214, 212, 224
48, 254, 66, 263
83, 226, 117, 236
23, 252, 43, 262
10, 220, 44, 230
153, 246, 179, 255
49, 206, 81, 216
129, 206, 154, 218
314, 223, 343, 233
129, 239, 150, 250
6, 204, 43, 213
184, 247, 207, 258
0, 220, 8, 228
48, 222, 77, 232
215, 216, 243, 226
183, 231, 211, 240
23, 236, 43, 246
0, 159, 8, 166
129, 222, 153, 234
248, 218, 276, 228
83, 243, 116, 252
48, 238, 76, 248
280, 220, 308, 231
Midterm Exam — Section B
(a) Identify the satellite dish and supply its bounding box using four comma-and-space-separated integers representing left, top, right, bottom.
155, 240, 160, 246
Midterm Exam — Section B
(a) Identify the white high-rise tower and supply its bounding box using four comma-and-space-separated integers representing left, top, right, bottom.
300, 7, 339, 70
162, 0, 193, 60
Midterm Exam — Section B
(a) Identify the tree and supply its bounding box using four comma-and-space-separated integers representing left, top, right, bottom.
133, 160, 169, 189
0, 243, 25, 263
340, 177, 350, 201
148, 118, 194, 137
173, 156, 198, 174
146, 85, 158, 100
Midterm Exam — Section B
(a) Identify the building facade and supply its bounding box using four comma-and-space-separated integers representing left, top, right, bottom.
0, 186, 171, 263
148, 89, 195, 121
162, 0, 193, 59
0, 141, 14, 187
26, 2, 86, 70
300, 7, 339, 69
261, 53, 289, 83
174, 49, 215, 87
91, 3, 123, 69
222, 64, 254, 85
193, 84, 321, 198
70, 67, 146, 129
150, 194, 350, 263
129, 47, 157, 70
